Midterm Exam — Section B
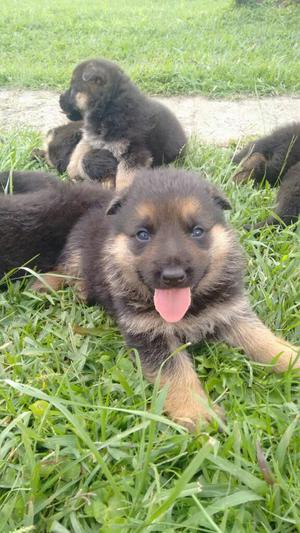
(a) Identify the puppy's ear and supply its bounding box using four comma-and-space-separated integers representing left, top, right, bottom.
82, 63, 105, 84
106, 189, 129, 215
213, 191, 231, 210
207, 184, 231, 210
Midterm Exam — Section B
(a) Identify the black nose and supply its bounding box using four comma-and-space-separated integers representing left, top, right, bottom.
161, 267, 187, 286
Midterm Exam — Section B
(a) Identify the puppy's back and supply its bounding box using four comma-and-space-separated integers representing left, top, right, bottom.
0, 182, 112, 281
233, 122, 300, 165
146, 100, 187, 165
0, 171, 62, 194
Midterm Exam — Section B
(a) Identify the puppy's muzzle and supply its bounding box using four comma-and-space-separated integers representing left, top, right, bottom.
59, 92, 82, 121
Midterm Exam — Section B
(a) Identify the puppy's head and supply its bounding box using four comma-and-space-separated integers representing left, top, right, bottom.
106, 168, 233, 323
59, 58, 125, 120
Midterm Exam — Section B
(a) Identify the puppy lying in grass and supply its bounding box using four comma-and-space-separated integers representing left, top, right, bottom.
58, 58, 187, 189
233, 123, 300, 228
1, 168, 299, 430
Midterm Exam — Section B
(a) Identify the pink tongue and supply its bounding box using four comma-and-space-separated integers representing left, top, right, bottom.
154, 287, 191, 323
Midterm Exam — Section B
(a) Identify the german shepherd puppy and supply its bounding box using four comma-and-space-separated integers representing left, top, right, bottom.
59, 58, 187, 189
233, 123, 300, 228
32, 122, 118, 187
4, 168, 296, 430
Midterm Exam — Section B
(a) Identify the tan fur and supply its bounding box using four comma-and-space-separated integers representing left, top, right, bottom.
145, 350, 222, 430
101, 178, 115, 190
31, 272, 65, 292
82, 132, 129, 159
115, 163, 138, 191
108, 234, 134, 269
75, 92, 89, 111
196, 224, 241, 294
136, 202, 155, 219
67, 139, 91, 180
227, 315, 300, 372
176, 197, 200, 220
32, 249, 87, 300
233, 152, 267, 184
58, 248, 87, 301
103, 236, 151, 302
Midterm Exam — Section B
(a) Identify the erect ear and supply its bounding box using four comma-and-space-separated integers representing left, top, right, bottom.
106, 189, 129, 215
208, 183, 232, 210
82, 63, 106, 84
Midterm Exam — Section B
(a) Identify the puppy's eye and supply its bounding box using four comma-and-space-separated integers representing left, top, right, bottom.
191, 226, 204, 238
136, 229, 151, 242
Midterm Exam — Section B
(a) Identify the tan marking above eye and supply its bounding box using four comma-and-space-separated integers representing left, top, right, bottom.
135, 202, 156, 220
174, 197, 201, 220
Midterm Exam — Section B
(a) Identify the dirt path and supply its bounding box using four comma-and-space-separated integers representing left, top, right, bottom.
0, 89, 300, 144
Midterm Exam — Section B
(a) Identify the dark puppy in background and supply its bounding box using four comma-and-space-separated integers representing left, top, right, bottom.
3, 168, 298, 430
233, 123, 300, 228
0, 170, 61, 193
0, 177, 111, 282
59, 58, 187, 189
33, 122, 118, 188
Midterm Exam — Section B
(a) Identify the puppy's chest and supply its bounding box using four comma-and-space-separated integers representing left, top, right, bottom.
83, 131, 129, 161
117, 299, 220, 344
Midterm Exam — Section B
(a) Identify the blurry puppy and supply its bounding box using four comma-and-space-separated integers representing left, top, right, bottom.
14, 168, 297, 431
32, 122, 118, 188
233, 123, 300, 228
59, 58, 187, 189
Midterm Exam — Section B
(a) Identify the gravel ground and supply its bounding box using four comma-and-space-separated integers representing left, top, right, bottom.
0, 89, 300, 144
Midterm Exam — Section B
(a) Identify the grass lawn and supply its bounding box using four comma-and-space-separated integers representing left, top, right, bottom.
0, 130, 299, 531
0, 0, 300, 96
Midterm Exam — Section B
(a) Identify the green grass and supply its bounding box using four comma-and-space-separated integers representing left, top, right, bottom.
0, 130, 300, 532
0, 0, 300, 96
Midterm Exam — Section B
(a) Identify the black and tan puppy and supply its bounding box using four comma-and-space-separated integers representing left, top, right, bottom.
33, 122, 118, 187
59, 58, 187, 189
233, 123, 300, 228
10, 168, 296, 430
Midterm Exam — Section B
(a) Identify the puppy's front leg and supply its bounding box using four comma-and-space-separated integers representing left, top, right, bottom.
67, 139, 91, 181
125, 333, 222, 431
233, 152, 267, 184
223, 310, 300, 373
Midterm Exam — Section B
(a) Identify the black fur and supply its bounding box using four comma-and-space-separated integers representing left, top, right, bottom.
81, 148, 118, 181
0, 171, 61, 194
0, 181, 112, 281
233, 122, 300, 185
233, 123, 300, 227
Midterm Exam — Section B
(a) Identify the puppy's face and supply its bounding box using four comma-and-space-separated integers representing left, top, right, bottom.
60, 59, 122, 120
107, 169, 232, 323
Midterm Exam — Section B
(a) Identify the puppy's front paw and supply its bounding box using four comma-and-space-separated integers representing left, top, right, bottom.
233, 169, 252, 184
274, 344, 300, 373
232, 152, 266, 184
165, 392, 225, 432
31, 148, 46, 162
31, 272, 65, 293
